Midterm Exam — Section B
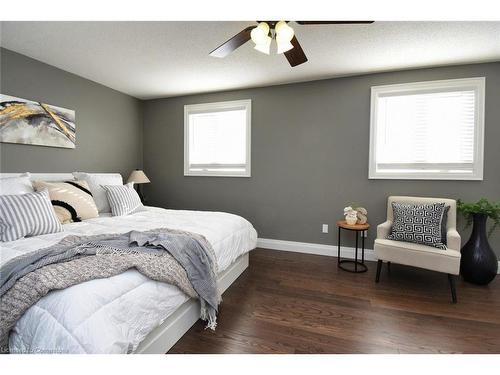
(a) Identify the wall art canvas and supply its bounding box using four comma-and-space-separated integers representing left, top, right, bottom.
0, 94, 76, 149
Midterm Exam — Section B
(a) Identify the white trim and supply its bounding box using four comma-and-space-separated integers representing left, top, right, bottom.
369, 77, 485, 181
0, 172, 122, 182
257, 238, 376, 262
136, 252, 249, 354
258, 239, 500, 273
184, 99, 251, 178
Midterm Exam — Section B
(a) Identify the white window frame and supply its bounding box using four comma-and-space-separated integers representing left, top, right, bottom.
184, 99, 251, 177
369, 77, 485, 180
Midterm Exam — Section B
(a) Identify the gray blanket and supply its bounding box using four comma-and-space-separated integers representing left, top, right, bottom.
0, 228, 220, 353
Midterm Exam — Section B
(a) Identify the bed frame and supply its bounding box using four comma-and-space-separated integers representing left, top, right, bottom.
1, 172, 251, 354
137, 252, 249, 353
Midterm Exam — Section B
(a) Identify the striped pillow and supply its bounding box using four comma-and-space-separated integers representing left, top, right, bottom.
102, 183, 144, 216
0, 189, 63, 242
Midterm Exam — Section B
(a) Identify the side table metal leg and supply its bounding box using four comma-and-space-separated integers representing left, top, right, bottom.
337, 226, 341, 265
355, 230, 358, 272
362, 231, 365, 264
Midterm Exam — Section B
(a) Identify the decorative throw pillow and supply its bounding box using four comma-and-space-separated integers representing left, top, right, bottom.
0, 173, 34, 195
441, 205, 450, 245
72, 172, 123, 213
102, 183, 144, 217
33, 180, 99, 224
0, 189, 62, 242
387, 202, 447, 249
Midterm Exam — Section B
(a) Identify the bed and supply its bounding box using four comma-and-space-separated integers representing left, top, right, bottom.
0, 173, 257, 354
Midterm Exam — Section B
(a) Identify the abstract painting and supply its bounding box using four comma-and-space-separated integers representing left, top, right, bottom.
0, 94, 76, 149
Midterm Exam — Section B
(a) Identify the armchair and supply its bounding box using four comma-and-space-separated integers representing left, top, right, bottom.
374, 196, 461, 303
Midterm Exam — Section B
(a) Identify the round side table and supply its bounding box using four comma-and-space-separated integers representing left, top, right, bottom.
336, 220, 370, 273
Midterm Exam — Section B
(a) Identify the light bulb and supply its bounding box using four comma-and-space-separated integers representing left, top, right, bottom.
251, 22, 270, 45
254, 35, 271, 55
276, 37, 294, 54
275, 21, 294, 42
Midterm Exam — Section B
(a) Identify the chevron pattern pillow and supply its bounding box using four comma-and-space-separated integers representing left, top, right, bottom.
387, 202, 447, 249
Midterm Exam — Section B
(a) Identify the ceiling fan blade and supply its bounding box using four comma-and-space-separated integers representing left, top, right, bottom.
209, 26, 256, 58
296, 21, 374, 25
284, 36, 308, 67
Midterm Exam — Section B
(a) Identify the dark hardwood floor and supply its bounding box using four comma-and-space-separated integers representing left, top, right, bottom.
169, 249, 500, 354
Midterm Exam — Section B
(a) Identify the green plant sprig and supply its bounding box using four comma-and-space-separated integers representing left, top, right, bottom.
457, 198, 500, 237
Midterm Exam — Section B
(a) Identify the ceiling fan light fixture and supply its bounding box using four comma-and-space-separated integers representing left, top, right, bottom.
250, 22, 270, 45
211, 20, 374, 66
275, 21, 294, 42
253, 36, 272, 55
276, 37, 294, 54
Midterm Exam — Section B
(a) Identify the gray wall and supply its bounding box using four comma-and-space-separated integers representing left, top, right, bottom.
0, 48, 143, 177
3, 47, 497, 257
143, 62, 500, 257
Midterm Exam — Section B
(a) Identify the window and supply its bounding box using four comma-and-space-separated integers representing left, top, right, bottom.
184, 100, 251, 177
369, 77, 485, 180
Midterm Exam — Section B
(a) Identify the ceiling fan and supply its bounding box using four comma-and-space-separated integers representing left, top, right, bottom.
209, 21, 374, 67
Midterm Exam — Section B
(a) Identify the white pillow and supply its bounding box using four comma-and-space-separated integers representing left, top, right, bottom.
0, 173, 34, 195
72, 172, 123, 213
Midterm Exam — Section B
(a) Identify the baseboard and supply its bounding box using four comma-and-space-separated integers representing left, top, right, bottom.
258, 238, 500, 273
257, 238, 376, 262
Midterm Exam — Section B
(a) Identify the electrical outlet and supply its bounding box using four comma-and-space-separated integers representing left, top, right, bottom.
362, 230, 368, 238
322, 224, 329, 233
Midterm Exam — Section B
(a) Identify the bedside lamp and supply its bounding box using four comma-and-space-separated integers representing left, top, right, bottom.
127, 169, 150, 203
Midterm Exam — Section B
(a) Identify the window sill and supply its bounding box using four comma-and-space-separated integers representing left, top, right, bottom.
368, 172, 483, 181
184, 172, 251, 178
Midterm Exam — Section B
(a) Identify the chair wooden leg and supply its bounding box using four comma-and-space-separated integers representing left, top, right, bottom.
375, 260, 383, 283
448, 274, 457, 303
387, 261, 391, 272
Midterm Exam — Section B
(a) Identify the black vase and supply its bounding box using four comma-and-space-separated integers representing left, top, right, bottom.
460, 213, 498, 285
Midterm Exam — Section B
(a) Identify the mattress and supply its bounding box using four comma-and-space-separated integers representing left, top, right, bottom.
1, 207, 257, 353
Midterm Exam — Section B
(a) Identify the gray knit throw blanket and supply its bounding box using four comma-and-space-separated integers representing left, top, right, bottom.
0, 228, 221, 354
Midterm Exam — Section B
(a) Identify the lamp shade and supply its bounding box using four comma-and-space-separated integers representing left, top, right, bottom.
275, 21, 294, 42
127, 170, 150, 184
276, 37, 294, 54
253, 36, 271, 55
250, 22, 270, 45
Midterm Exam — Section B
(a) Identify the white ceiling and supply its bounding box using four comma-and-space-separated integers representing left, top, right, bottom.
1, 21, 499, 99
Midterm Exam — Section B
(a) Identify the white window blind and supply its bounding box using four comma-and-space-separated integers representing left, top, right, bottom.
369, 78, 485, 180
184, 100, 251, 177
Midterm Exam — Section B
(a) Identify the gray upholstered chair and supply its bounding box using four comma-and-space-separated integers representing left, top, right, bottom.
374, 196, 461, 303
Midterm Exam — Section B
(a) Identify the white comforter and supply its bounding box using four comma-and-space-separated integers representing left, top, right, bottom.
1, 207, 257, 354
